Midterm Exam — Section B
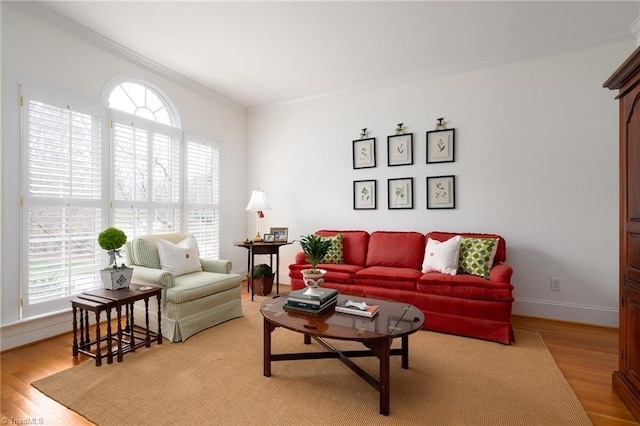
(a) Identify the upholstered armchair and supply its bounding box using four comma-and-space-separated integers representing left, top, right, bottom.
125, 233, 243, 342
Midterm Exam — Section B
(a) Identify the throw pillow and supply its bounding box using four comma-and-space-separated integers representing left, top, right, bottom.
319, 233, 345, 264
421, 236, 462, 275
156, 236, 203, 276
458, 237, 499, 279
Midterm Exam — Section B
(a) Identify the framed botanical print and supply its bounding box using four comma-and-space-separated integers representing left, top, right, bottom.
426, 175, 456, 209
353, 180, 377, 210
353, 138, 376, 169
426, 129, 455, 163
388, 177, 413, 209
387, 133, 413, 166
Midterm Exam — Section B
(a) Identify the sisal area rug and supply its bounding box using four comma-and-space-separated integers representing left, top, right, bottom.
33, 299, 592, 426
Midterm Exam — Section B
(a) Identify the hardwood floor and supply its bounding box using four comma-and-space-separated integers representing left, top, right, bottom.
1, 286, 638, 425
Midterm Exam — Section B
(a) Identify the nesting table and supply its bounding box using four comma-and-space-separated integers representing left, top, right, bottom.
71, 284, 162, 366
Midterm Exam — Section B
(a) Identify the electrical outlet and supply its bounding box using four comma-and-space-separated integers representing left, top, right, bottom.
551, 278, 561, 292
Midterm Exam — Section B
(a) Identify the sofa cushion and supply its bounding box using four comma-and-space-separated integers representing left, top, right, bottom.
422, 236, 461, 275
353, 266, 420, 291
366, 231, 425, 269
320, 233, 344, 264
426, 231, 506, 264
289, 263, 361, 284
166, 271, 241, 304
157, 236, 203, 276
316, 230, 369, 267
458, 237, 499, 279
416, 272, 513, 302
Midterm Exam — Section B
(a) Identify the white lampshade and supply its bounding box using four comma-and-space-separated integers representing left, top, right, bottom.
245, 189, 271, 211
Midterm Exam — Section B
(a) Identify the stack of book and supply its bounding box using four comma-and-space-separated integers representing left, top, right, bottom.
284, 288, 338, 314
335, 299, 379, 318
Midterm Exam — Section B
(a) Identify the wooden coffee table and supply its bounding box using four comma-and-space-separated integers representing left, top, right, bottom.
260, 294, 425, 415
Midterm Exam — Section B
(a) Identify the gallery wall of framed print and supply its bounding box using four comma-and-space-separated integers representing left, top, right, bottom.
387, 133, 413, 166
270, 227, 289, 242
353, 180, 377, 210
426, 175, 456, 209
426, 129, 455, 163
352, 138, 376, 169
388, 177, 413, 209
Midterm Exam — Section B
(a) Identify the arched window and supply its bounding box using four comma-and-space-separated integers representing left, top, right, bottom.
108, 81, 179, 127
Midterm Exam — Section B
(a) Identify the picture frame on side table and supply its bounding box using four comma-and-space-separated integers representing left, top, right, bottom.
388, 177, 413, 209
426, 129, 455, 163
270, 227, 289, 242
353, 180, 377, 210
387, 133, 413, 166
263, 233, 275, 243
352, 138, 376, 169
426, 175, 456, 209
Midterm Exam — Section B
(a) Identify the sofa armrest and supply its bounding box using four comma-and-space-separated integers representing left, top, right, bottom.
489, 263, 513, 284
130, 265, 176, 289
200, 258, 232, 274
294, 252, 308, 264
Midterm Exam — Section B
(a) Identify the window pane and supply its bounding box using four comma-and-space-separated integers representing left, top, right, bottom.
153, 133, 180, 202
153, 208, 180, 234
28, 207, 101, 303
187, 209, 219, 258
114, 207, 149, 241
114, 123, 148, 201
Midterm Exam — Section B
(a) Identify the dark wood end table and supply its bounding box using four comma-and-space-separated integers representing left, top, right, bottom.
260, 294, 425, 415
233, 241, 292, 301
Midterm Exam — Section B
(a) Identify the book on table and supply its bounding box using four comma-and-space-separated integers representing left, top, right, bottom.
283, 296, 337, 314
287, 288, 338, 305
335, 299, 379, 318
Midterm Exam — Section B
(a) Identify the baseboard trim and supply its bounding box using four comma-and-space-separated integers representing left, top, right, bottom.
513, 297, 618, 327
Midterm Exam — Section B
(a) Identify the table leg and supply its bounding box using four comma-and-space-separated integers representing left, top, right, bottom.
116, 304, 123, 362
72, 304, 78, 358
263, 317, 272, 377
130, 303, 136, 352
106, 307, 113, 364
250, 247, 255, 301
379, 338, 391, 416
275, 249, 280, 295
157, 293, 162, 344
94, 310, 102, 367
144, 297, 151, 348
401, 335, 409, 369
83, 310, 90, 349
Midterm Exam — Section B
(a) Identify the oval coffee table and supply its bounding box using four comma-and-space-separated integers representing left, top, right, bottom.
260, 294, 425, 416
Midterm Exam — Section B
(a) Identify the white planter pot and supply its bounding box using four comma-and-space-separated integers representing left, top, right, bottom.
301, 269, 327, 297
101, 267, 133, 290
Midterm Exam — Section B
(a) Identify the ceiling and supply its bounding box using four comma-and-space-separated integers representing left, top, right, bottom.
20, 1, 640, 110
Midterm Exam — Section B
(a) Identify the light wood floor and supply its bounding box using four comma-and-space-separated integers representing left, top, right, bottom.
1, 286, 638, 425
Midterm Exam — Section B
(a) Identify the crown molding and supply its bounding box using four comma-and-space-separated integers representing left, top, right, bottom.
7, 1, 245, 111
248, 29, 634, 115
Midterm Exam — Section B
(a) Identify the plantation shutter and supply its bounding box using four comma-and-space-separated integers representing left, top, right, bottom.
112, 112, 181, 238
186, 137, 220, 259
22, 86, 105, 317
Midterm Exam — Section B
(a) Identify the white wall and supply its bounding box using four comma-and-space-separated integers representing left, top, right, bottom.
247, 41, 635, 327
0, 6, 248, 349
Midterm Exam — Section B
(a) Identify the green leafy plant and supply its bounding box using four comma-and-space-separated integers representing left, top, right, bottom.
98, 227, 127, 269
299, 234, 332, 273
252, 263, 274, 279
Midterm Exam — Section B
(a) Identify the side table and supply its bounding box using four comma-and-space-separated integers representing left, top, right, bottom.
80, 284, 162, 362
70, 296, 115, 366
233, 241, 292, 301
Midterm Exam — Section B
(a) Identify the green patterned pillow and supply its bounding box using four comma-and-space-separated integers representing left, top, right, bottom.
320, 234, 344, 264
458, 237, 499, 279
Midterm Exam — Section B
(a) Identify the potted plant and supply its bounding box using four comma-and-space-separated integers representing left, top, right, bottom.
299, 234, 332, 296
249, 263, 275, 296
98, 227, 133, 290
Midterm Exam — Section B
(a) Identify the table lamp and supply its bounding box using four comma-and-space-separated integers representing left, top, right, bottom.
245, 188, 271, 242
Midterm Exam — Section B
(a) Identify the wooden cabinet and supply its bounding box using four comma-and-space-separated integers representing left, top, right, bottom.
604, 45, 640, 422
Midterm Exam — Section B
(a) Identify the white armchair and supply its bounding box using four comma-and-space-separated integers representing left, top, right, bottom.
125, 233, 243, 342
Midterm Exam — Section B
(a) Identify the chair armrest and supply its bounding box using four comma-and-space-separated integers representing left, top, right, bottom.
489, 263, 513, 284
200, 258, 233, 274
130, 265, 176, 289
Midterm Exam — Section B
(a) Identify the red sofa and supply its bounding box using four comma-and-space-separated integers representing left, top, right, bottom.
288, 230, 514, 344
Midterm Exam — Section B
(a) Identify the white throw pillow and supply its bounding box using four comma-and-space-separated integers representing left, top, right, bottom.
421, 236, 462, 275
156, 236, 203, 276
